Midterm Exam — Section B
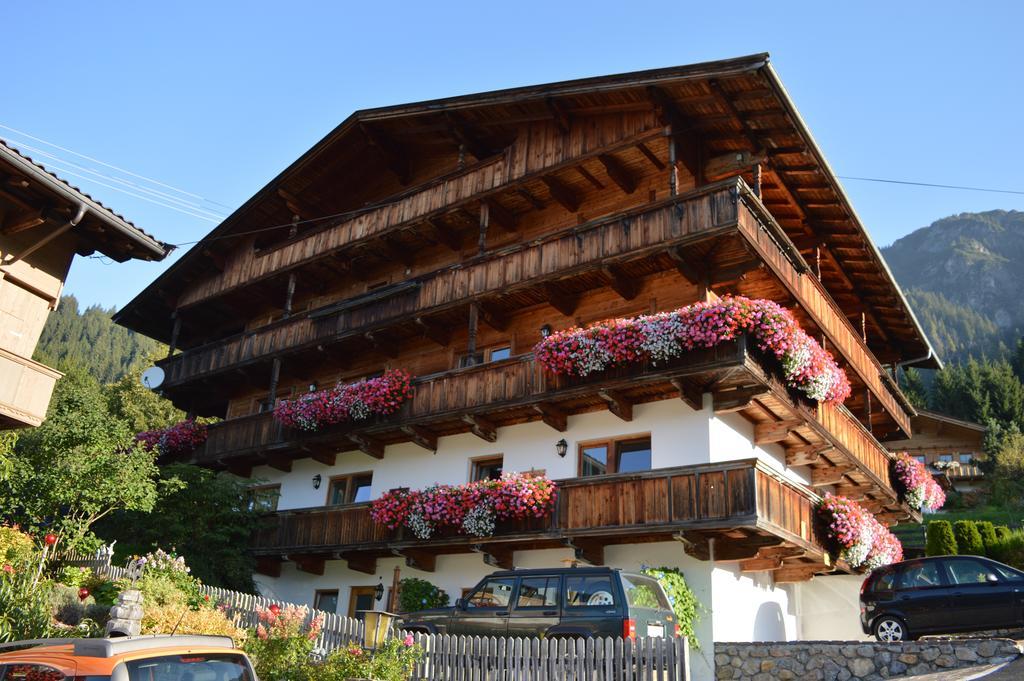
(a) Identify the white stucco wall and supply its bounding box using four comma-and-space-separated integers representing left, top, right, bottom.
795, 574, 870, 641
709, 563, 798, 643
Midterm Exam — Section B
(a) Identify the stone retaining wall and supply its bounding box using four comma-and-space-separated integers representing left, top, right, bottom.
715, 639, 1021, 680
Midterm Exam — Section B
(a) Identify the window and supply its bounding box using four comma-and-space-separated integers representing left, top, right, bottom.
947, 559, 998, 585
248, 485, 280, 513
959, 453, 974, 464
125, 654, 252, 681
471, 456, 504, 482
2, 665, 66, 681
516, 576, 560, 608
939, 454, 953, 463
621, 573, 671, 610
458, 344, 512, 368
914, 455, 926, 464
579, 436, 652, 476
349, 586, 378, 619
314, 589, 339, 614
566, 574, 617, 608
327, 473, 373, 506
897, 562, 943, 590
487, 345, 512, 362
466, 577, 516, 609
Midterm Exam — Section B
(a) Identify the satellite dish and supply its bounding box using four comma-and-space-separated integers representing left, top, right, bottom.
141, 366, 165, 390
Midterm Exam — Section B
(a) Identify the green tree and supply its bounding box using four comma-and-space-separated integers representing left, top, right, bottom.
0, 366, 160, 550
898, 367, 929, 409
104, 359, 183, 433
0, 432, 16, 482
926, 520, 957, 556
953, 520, 985, 556
976, 521, 998, 555
996, 526, 1014, 541
94, 464, 258, 591
931, 358, 1024, 429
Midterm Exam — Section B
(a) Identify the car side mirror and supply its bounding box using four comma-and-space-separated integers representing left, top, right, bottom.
986, 573, 1000, 584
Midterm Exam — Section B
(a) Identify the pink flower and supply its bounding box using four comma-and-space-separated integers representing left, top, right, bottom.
403, 634, 415, 646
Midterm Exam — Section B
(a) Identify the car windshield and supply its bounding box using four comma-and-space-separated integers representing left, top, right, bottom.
125, 654, 252, 681
620, 574, 671, 610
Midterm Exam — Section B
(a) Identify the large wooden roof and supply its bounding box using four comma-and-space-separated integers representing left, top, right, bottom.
116, 53, 938, 368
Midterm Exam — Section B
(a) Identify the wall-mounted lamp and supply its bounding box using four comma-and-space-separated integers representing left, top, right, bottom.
555, 439, 568, 458
308, 383, 317, 393
375, 578, 385, 602
540, 324, 552, 339
312, 474, 322, 489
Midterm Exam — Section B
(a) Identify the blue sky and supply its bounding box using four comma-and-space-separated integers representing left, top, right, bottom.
3, 2, 1023, 310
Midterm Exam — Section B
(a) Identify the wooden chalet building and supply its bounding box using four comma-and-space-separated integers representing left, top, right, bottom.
115, 54, 940, 673
0, 141, 169, 429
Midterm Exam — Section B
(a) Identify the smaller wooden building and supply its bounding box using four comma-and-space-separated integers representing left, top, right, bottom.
884, 409, 986, 491
0, 140, 170, 429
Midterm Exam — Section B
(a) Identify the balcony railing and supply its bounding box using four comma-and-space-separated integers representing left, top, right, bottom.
0, 348, 61, 429
252, 458, 823, 562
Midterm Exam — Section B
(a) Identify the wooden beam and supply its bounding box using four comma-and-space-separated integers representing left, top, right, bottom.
226, 464, 253, 478
564, 539, 604, 566
2, 207, 48, 234
713, 387, 771, 414
340, 553, 377, 575
364, 331, 399, 358
667, 246, 708, 286
425, 218, 462, 252
254, 557, 282, 578
707, 79, 764, 153
484, 199, 517, 232
834, 484, 870, 501
541, 175, 580, 213
646, 85, 701, 178
382, 237, 415, 267
414, 317, 451, 347
532, 402, 568, 432
444, 112, 496, 160
597, 154, 637, 194
602, 264, 639, 301
394, 548, 437, 573
473, 545, 514, 570
276, 188, 316, 221
293, 556, 325, 575
515, 187, 546, 211
754, 419, 802, 445
542, 282, 579, 316
546, 97, 572, 135
575, 165, 605, 190
267, 456, 292, 473
785, 444, 833, 467
757, 545, 809, 560
599, 390, 633, 422
462, 414, 498, 442
477, 303, 509, 332
809, 465, 855, 487
401, 425, 438, 452
359, 123, 410, 185
772, 565, 819, 583
636, 142, 666, 171
670, 378, 703, 412
348, 433, 385, 459
739, 556, 782, 572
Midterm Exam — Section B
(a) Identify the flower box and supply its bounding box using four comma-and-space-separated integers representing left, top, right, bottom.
135, 419, 207, 457
274, 369, 413, 432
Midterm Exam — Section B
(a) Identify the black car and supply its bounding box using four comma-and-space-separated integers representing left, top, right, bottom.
401, 567, 678, 639
861, 555, 1024, 641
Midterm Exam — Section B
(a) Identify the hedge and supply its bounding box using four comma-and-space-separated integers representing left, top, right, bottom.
926, 520, 957, 556
953, 520, 985, 556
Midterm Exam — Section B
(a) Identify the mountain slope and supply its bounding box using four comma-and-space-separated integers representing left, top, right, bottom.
882, 210, 1024, 361
34, 295, 162, 384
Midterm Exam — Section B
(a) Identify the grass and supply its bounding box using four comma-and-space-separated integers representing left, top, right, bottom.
925, 505, 1024, 527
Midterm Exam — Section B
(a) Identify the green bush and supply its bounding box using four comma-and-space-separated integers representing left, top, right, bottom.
398, 577, 449, 613
996, 525, 1014, 541
57, 566, 92, 588
926, 520, 958, 556
299, 637, 422, 681
954, 520, 985, 556
0, 526, 36, 566
642, 566, 703, 649
986, 529, 1024, 569
976, 521, 999, 555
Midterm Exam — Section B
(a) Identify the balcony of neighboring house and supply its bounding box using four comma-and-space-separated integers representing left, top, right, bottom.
157, 177, 913, 440
883, 409, 987, 490
0, 347, 61, 429
250, 457, 842, 585
191, 335, 914, 520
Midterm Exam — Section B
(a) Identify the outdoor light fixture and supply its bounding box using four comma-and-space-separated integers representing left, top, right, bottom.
555, 439, 568, 458
540, 324, 552, 338
375, 578, 385, 602
312, 474, 322, 489
308, 383, 317, 392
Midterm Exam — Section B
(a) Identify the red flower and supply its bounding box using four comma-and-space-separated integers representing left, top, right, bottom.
78, 587, 90, 601
43, 533, 57, 546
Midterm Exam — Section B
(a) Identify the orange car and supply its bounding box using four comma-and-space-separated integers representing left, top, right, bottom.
0, 636, 255, 681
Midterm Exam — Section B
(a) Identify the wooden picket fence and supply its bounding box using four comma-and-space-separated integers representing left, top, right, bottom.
409, 634, 690, 681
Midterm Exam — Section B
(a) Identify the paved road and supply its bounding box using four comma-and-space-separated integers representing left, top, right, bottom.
973, 655, 1024, 679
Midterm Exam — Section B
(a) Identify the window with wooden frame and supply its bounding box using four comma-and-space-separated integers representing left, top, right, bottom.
578, 436, 652, 477
471, 455, 504, 482
314, 589, 339, 614
247, 485, 280, 513
326, 472, 373, 506
458, 343, 512, 368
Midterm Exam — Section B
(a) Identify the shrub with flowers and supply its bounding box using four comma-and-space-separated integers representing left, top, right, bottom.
817, 494, 903, 571
299, 635, 421, 681
274, 369, 414, 431
892, 452, 946, 512
534, 296, 851, 404
370, 473, 556, 539
244, 605, 324, 681
135, 419, 208, 457
0, 532, 55, 642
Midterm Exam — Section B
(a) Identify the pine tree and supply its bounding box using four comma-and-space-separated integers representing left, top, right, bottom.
926, 520, 958, 556
953, 520, 985, 556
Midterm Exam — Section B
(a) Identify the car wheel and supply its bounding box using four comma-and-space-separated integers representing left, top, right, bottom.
873, 616, 908, 642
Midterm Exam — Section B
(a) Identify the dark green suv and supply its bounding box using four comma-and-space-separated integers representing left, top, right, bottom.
401, 567, 678, 639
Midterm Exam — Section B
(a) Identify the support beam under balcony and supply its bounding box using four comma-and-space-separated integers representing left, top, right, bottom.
532, 402, 568, 432
339, 553, 377, 575
809, 465, 855, 487
754, 419, 802, 445
599, 390, 633, 422
462, 414, 498, 443
401, 425, 438, 452
473, 544, 514, 570
393, 548, 437, 573
349, 434, 385, 459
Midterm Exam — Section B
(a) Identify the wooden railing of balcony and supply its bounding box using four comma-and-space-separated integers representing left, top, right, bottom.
0, 347, 62, 429
816, 402, 893, 487
251, 458, 823, 565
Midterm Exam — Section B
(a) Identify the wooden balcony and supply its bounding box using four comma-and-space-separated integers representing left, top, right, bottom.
159, 177, 912, 437
196, 337, 911, 517
252, 458, 841, 582
0, 348, 61, 430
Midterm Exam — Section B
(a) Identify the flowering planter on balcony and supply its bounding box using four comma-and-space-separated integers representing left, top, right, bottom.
135, 419, 208, 457
892, 452, 946, 512
274, 369, 413, 431
535, 296, 851, 405
816, 494, 902, 571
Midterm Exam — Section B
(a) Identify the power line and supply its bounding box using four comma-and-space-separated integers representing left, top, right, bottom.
838, 176, 1024, 197
0, 122, 235, 210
